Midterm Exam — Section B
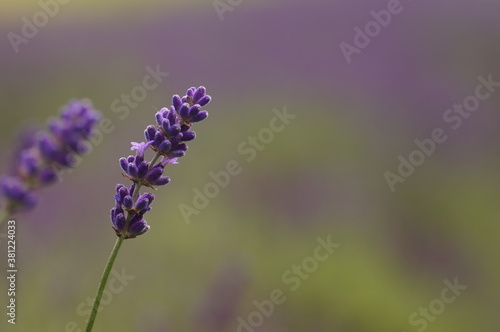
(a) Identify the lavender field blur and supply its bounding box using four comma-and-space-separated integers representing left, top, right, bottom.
1, 0, 500, 331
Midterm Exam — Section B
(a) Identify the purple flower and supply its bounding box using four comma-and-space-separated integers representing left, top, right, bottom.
0, 99, 101, 213
119, 142, 171, 188
112, 87, 210, 239
110, 184, 153, 238
144, 86, 210, 159
0, 176, 37, 211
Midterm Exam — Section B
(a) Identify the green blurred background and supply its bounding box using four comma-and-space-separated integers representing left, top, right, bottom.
1, 0, 500, 331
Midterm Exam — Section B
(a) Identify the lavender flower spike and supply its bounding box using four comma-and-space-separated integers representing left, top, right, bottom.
0, 99, 101, 213
87, 87, 211, 332
111, 86, 211, 239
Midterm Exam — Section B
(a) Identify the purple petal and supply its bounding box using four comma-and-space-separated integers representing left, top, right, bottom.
137, 163, 149, 179
145, 125, 157, 141
191, 111, 208, 123
159, 140, 172, 153
135, 196, 150, 212
128, 220, 150, 236
155, 112, 163, 126
193, 86, 206, 103
181, 131, 196, 142
146, 167, 163, 182
186, 87, 196, 98
197, 95, 211, 107
167, 125, 181, 137
119, 158, 129, 173
128, 163, 138, 178
188, 105, 201, 118
123, 196, 134, 210
179, 103, 190, 119
176, 143, 188, 151
131, 141, 151, 159
172, 95, 182, 110
169, 150, 185, 158
153, 176, 171, 186
160, 157, 179, 166
112, 212, 126, 232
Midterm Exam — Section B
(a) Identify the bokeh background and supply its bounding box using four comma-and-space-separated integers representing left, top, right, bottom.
1, 0, 500, 331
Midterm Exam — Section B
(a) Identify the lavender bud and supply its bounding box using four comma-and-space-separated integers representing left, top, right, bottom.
127, 163, 139, 178
179, 103, 190, 119
161, 119, 171, 134
191, 111, 208, 123
142, 193, 155, 203
152, 176, 170, 186
145, 167, 163, 183
112, 212, 126, 232
186, 87, 196, 98
167, 125, 180, 138
137, 163, 149, 179
168, 150, 185, 158
176, 143, 188, 152
181, 131, 196, 142
155, 112, 163, 126
119, 158, 129, 173
169, 134, 182, 147
38, 167, 58, 185
123, 196, 134, 210
172, 95, 182, 110
188, 105, 201, 118
128, 219, 150, 237
193, 86, 206, 104
135, 196, 151, 212
153, 132, 165, 146
197, 95, 211, 107
158, 140, 172, 153
117, 186, 129, 202
145, 125, 157, 141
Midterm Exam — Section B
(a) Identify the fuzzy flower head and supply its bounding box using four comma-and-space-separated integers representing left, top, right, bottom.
111, 86, 211, 239
0, 99, 101, 213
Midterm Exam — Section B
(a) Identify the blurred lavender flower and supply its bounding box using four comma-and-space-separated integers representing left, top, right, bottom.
0, 99, 101, 213
0, 177, 37, 210
111, 86, 210, 239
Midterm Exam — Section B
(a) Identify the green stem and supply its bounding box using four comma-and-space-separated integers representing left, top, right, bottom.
85, 236, 125, 332
86, 151, 162, 331
149, 152, 162, 171
0, 209, 10, 228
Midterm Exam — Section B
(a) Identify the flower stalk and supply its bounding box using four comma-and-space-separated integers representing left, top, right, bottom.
84, 86, 211, 331
0, 209, 9, 228
85, 236, 124, 332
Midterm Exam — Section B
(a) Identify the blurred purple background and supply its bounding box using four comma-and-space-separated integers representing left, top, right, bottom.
1, 0, 500, 331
